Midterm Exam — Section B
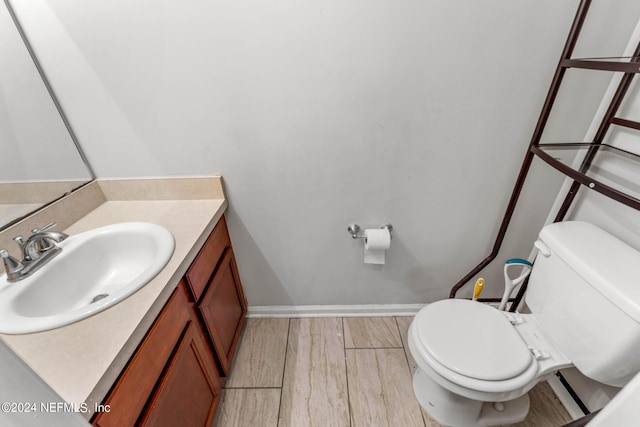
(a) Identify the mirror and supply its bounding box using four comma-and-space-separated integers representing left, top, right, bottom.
0, 2, 93, 231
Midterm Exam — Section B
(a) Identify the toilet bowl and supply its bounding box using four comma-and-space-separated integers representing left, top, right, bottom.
407, 222, 640, 427
408, 299, 570, 426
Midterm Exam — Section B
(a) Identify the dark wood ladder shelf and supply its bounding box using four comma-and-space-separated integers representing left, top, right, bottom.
449, 0, 640, 303
448, 3, 640, 421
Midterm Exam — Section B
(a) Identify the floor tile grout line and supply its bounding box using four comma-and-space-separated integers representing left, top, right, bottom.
345, 346, 405, 350
223, 386, 283, 390
280, 318, 292, 389
221, 320, 246, 390
395, 316, 429, 427
393, 317, 413, 374
342, 317, 353, 427
275, 318, 291, 427
344, 348, 408, 353
391, 316, 405, 349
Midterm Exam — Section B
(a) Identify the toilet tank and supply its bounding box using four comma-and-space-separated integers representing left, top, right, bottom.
526, 221, 640, 387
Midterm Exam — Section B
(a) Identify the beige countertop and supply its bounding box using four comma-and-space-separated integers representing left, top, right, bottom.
0, 177, 227, 419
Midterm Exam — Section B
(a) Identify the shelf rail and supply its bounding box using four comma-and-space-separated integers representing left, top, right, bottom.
562, 57, 640, 73
611, 117, 640, 131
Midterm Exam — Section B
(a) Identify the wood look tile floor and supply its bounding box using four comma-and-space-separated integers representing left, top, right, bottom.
214, 317, 573, 427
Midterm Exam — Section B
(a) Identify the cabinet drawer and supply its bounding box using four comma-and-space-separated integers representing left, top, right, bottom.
186, 216, 231, 301
93, 283, 191, 427
139, 320, 221, 427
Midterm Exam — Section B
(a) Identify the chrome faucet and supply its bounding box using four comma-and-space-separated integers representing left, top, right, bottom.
1, 222, 68, 282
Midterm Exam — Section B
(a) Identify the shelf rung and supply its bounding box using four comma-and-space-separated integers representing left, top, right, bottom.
531, 144, 640, 211
562, 58, 640, 73
611, 117, 640, 131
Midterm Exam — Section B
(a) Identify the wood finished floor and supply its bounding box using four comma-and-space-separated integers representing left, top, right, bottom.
214, 317, 573, 427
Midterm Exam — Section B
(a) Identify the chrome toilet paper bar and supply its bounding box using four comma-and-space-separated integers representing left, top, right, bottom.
347, 223, 393, 239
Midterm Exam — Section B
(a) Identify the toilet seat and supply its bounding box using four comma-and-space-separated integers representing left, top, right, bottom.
409, 299, 542, 396
414, 299, 533, 381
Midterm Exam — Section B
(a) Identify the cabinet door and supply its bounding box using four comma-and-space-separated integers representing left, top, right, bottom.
199, 248, 247, 375
93, 285, 191, 427
185, 216, 231, 301
139, 320, 221, 427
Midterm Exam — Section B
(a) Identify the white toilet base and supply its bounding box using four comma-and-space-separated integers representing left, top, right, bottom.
413, 369, 530, 427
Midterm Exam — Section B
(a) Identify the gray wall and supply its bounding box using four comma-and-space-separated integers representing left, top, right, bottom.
10, 0, 640, 306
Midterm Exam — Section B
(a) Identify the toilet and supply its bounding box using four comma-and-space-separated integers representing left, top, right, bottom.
408, 221, 640, 427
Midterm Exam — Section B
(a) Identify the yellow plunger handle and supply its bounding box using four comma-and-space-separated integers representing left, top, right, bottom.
472, 278, 485, 301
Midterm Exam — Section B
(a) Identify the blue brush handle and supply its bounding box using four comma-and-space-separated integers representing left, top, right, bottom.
505, 258, 533, 267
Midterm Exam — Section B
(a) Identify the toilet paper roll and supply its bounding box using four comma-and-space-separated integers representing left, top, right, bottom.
364, 228, 391, 265
364, 229, 391, 250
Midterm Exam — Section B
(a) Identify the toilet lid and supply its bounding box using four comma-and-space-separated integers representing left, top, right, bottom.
414, 299, 533, 381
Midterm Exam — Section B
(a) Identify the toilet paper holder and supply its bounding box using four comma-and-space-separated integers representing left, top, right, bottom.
347, 223, 393, 239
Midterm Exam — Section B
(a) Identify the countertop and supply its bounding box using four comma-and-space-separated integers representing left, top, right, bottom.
0, 178, 227, 418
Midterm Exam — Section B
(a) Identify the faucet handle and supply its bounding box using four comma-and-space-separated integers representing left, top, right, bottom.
31, 222, 57, 234
1, 249, 25, 278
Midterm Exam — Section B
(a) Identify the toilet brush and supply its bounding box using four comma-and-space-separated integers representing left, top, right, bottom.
499, 259, 533, 311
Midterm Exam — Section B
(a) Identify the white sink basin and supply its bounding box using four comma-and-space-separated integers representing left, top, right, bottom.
0, 222, 175, 334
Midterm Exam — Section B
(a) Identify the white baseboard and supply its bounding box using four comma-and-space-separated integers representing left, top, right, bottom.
247, 303, 426, 318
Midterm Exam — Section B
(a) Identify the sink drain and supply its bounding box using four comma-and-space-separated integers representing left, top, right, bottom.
90, 294, 109, 304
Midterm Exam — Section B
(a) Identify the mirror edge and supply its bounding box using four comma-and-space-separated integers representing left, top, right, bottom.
1, 0, 96, 232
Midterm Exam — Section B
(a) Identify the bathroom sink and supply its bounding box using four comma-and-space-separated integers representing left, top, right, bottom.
0, 222, 175, 334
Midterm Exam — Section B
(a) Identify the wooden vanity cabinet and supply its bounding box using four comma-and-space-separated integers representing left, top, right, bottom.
185, 215, 247, 376
92, 215, 246, 426
92, 282, 218, 427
